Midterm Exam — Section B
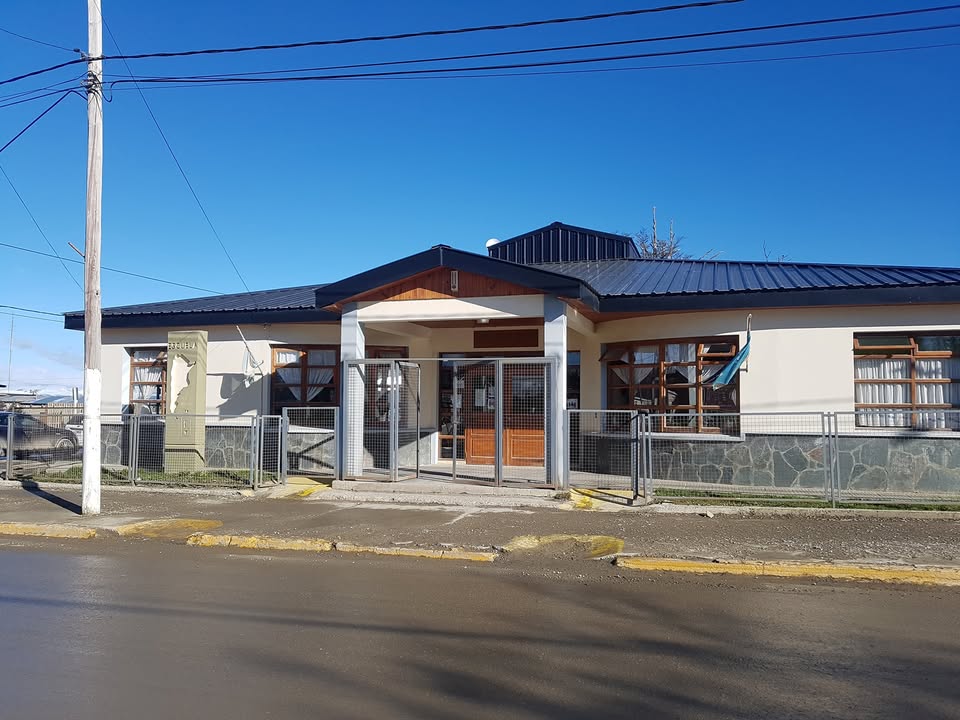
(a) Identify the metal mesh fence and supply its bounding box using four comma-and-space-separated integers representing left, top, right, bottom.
566, 410, 639, 500
644, 412, 831, 502
2, 409, 129, 484
833, 410, 960, 504
500, 360, 551, 487
282, 407, 338, 480
133, 414, 258, 488
343, 360, 421, 481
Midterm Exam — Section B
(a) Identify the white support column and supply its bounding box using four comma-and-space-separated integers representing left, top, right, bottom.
340, 303, 366, 479
543, 297, 568, 487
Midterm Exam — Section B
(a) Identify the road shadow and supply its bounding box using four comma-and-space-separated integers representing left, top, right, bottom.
18, 481, 81, 515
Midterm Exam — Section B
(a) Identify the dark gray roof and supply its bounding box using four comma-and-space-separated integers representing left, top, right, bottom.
63, 283, 339, 330
533, 258, 960, 297
65, 284, 325, 319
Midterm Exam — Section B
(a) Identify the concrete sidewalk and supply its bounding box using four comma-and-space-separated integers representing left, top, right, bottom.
1, 482, 959, 569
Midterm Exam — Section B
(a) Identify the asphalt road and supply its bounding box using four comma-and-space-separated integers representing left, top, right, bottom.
1, 540, 959, 720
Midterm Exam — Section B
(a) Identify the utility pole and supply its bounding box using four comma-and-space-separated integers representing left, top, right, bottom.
82, 0, 103, 515
7, 316, 13, 387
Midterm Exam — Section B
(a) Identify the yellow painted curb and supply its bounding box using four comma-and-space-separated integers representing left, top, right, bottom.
294, 486, 328, 498
614, 556, 960, 586
0, 522, 97, 540
113, 518, 223, 539
503, 534, 625, 558
187, 533, 333, 552
335, 542, 497, 562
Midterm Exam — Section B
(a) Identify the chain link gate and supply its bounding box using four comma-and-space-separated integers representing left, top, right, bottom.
343, 359, 421, 481
418, 357, 557, 488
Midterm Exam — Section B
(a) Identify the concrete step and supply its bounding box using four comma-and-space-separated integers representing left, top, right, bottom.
332, 479, 558, 498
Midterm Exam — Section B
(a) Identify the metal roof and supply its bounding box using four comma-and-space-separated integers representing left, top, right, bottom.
532, 258, 960, 297
489, 221, 639, 264
66, 283, 324, 318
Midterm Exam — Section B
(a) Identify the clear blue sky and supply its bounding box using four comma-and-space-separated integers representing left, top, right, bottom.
1, 0, 958, 393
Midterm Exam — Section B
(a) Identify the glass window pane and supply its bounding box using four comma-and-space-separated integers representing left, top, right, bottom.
664, 366, 696, 384
857, 335, 911, 347
132, 348, 163, 362
308, 349, 336, 365
666, 387, 697, 407
275, 350, 301, 366
664, 411, 696, 429
854, 358, 909, 380
700, 364, 725, 384
703, 385, 737, 410
631, 346, 659, 364
916, 336, 960, 354
600, 346, 629, 363
633, 367, 658, 385
855, 383, 911, 404
608, 388, 630, 407
665, 343, 696, 363
633, 386, 658, 407
276, 368, 301, 385
702, 342, 735, 355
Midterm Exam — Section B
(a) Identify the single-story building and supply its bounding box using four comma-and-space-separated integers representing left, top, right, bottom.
63, 221, 960, 491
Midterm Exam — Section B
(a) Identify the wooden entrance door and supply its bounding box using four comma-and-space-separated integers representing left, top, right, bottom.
461, 362, 545, 467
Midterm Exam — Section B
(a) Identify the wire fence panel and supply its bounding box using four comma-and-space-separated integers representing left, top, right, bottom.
1, 408, 130, 484
282, 407, 338, 480
833, 410, 960, 504
344, 360, 393, 479
133, 414, 257, 488
256, 416, 283, 488
644, 412, 831, 502
500, 359, 553, 488
566, 410, 639, 502
396, 362, 421, 481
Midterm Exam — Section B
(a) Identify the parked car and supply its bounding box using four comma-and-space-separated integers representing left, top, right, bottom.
65, 414, 84, 446
0, 412, 79, 459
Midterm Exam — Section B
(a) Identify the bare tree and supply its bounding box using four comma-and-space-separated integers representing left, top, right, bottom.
628, 207, 719, 260
762, 241, 790, 262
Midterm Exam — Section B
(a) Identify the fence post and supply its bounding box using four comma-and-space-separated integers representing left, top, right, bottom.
332, 408, 340, 483
562, 409, 571, 491
831, 413, 840, 507
127, 414, 138, 486
249, 416, 260, 490
5, 415, 12, 481
629, 411, 639, 503
820, 412, 831, 505
279, 410, 289, 486
643, 414, 653, 500
494, 360, 504, 487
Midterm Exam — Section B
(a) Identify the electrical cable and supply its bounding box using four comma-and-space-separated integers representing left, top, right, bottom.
115, 4, 960, 82
0, 26, 77, 54
0, 240, 226, 294
0, 304, 62, 317
0, 92, 72, 154
108, 21, 960, 88
0, 310, 61, 324
0, 0, 744, 87
97, 9, 250, 292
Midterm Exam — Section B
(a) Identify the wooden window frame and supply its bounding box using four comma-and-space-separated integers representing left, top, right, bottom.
853, 332, 960, 426
604, 336, 740, 433
128, 348, 167, 414
271, 345, 340, 415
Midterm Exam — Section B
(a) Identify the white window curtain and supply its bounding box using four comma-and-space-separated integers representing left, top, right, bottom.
855, 359, 910, 426
916, 358, 960, 429
307, 368, 334, 401
133, 366, 162, 384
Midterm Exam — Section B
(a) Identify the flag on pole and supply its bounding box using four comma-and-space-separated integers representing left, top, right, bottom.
712, 330, 751, 389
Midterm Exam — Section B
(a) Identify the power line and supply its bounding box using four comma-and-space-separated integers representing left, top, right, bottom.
0, 167, 83, 291
0, 240, 226, 294
0, 310, 61, 324
97, 10, 250, 293
115, 4, 960, 82
0, 25, 77, 54
0, 89, 83, 110
0, 74, 86, 104
0, 91, 72, 154
0, 304, 61, 317
110, 21, 960, 88
0, 0, 743, 88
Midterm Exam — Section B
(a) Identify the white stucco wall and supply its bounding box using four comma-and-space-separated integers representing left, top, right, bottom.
99, 302, 959, 418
